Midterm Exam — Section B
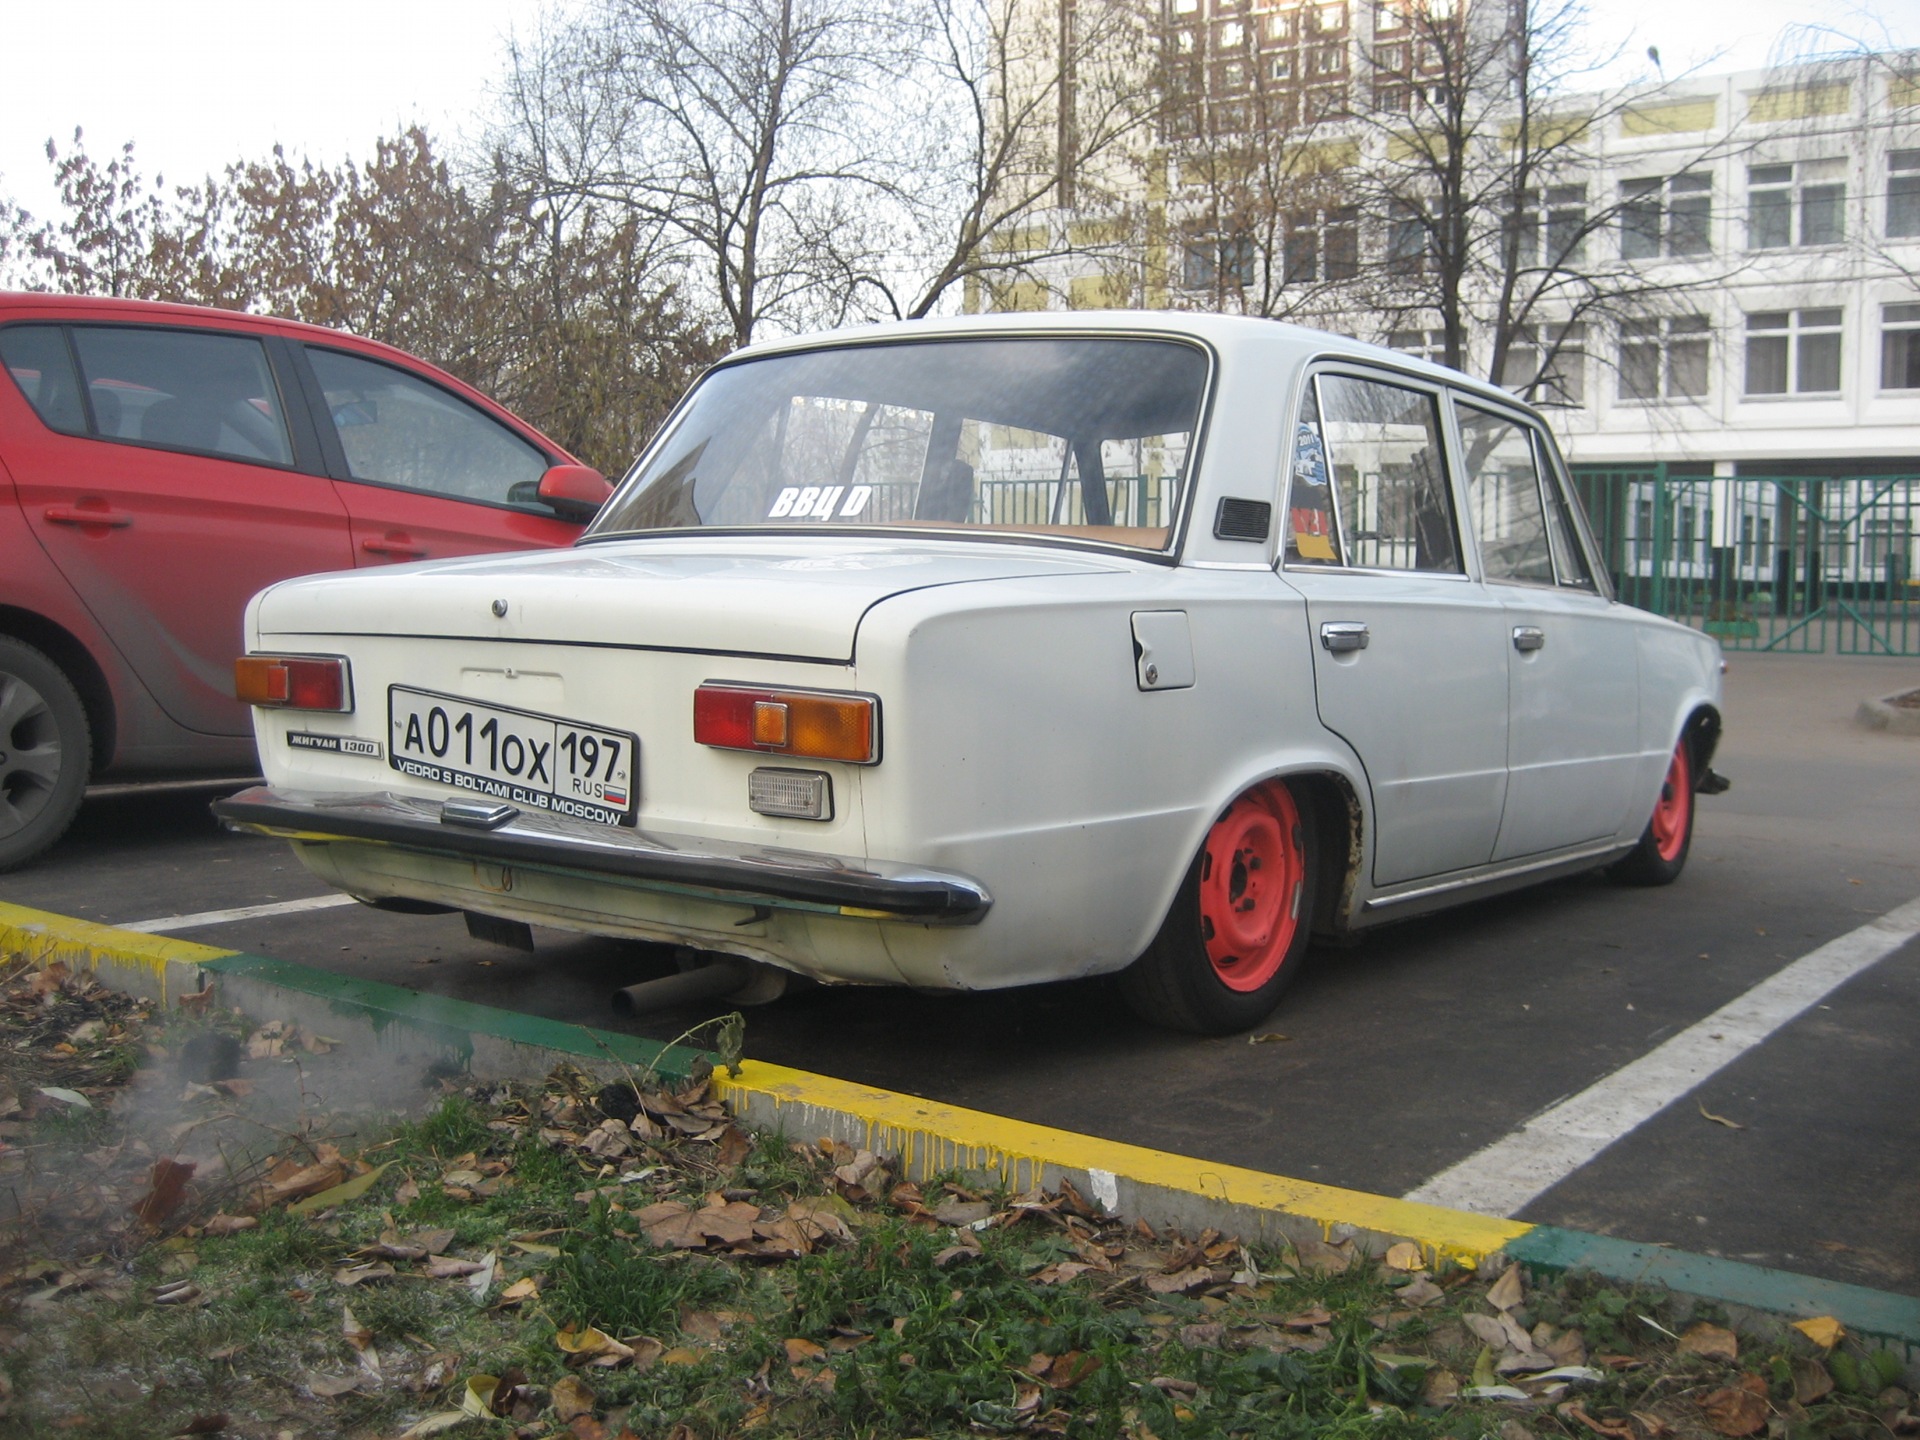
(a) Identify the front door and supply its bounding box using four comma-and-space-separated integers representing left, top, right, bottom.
1453, 400, 1640, 859
299, 346, 583, 565
1282, 369, 1511, 886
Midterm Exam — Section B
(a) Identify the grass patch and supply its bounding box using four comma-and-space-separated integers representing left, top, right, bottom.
1, 967, 1911, 1439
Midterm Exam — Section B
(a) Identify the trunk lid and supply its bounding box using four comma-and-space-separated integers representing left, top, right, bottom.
251, 535, 1129, 660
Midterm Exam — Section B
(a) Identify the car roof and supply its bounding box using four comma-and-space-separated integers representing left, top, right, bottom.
0, 291, 578, 461
722, 309, 1529, 416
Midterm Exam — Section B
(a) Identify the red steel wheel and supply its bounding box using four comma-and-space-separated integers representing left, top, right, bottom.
1198, 782, 1308, 993
1610, 733, 1698, 887
1119, 778, 1320, 1034
1649, 741, 1692, 864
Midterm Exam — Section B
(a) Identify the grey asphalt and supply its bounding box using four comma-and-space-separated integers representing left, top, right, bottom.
6, 651, 1917, 1293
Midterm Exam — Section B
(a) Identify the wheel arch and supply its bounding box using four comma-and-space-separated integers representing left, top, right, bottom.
1681, 702, 1722, 783
1170, 751, 1370, 945
0, 606, 116, 775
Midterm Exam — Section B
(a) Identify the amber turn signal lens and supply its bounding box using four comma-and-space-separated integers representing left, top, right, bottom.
694, 684, 878, 764
235, 655, 351, 712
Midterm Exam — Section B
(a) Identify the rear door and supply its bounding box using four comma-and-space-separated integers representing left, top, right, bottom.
1, 320, 351, 736
1280, 368, 1512, 886
295, 345, 585, 564
1452, 398, 1639, 860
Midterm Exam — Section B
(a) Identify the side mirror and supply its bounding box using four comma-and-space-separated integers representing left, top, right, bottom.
536, 463, 613, 523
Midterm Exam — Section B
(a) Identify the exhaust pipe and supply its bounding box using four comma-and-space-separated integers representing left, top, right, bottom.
611, 956, 751, 1017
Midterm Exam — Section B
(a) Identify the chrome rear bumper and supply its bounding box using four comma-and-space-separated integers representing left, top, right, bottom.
213, 786, 992, 924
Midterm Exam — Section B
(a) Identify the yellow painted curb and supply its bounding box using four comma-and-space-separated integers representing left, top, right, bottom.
717, 1059, 1533, 1265
0, 901, 237, 1005
1, 899, 1527, 1265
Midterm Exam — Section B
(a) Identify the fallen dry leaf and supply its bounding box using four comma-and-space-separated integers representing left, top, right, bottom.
1790, 1355, 1833, 1404
1790, 1315, 1843, 1350
1697, 1102, 1745, 1130
1383, 1242, 1423, 1272
132, 1158, 196, 1227
1676, 1323, 1738, 1363
550, 1374, 597, 1422
1700, 1380, 1769, 1436
1485, 1264, 1524, 1312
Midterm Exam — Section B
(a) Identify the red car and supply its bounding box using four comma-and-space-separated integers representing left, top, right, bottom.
0, 294, 611, 870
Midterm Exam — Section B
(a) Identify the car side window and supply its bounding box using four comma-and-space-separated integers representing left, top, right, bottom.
1284, 386, 1341, 565
67, 326, 294, 466
1295, 373, 1462, 573
1457, 403, 1557, 585
1537, 443, 1597, 589
0, 325, 88, 436
307, 347, 548, 506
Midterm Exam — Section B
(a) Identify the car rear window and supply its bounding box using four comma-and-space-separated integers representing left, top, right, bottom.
591, 336, 1210, 552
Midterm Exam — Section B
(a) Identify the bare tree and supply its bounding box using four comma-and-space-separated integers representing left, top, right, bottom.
868, 0, 1162, 318
509, 0, 911, 347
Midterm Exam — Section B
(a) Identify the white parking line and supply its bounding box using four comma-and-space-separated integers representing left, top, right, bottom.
1404, 894, 1920, 1218
118, 894, 361, 934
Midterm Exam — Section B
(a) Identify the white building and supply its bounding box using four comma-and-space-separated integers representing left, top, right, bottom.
1540, 56, 1920, 481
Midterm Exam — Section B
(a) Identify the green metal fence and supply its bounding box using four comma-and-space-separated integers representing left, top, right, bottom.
1571, 468, 1920, 656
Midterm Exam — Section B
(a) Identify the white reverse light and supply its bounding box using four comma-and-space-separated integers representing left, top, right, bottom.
748, 768, 833, 821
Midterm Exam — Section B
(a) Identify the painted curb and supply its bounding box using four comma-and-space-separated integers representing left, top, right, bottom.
4, 901, 1916, 1366
1856, 690, 1920, 735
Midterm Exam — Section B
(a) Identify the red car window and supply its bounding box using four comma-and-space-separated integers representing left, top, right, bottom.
69, 326, 295, 466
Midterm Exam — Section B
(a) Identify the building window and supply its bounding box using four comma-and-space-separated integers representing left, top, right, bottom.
1879, 303, 1920, 389
1175, 28, 1196, 52
1183, 233, 1255, 291
1302, 86, 1345, 120
1315, 44, 1345, 73
1501, 323, 1588, 408
1388, 199, 1428, 267
1620, 174, 1711, 260
1220, 19, 1245, 46
1889, 151, 1920, 237
1375, 1, 1406, 32
1516, 184, 1588, 266
1747, 160, 1846, 249
1270, 52, 1294, 78
1744, 309, 1842, 395
1171, 0, 1198, 14
1314, 3, 1346, 32
1221, 59, 1246, 87
1267, 11, 1293, 40
1388, 328, 1452, 367
1619, 316, 1709, 402
1375, 41, 1408, 70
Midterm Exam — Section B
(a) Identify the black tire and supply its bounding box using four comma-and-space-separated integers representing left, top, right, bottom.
1118, 779, 1319, 1035
0, 637, 93, 872
1609, 735, 1695, 887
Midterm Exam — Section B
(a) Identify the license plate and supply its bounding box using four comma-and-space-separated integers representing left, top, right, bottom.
388, 686, 637, 826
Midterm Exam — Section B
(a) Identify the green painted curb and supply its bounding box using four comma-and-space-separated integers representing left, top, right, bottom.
198, 951, 714, 1083
1510, 1226, 1920, 1351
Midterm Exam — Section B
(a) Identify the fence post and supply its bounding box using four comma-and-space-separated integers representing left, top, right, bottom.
1649, 463, 1668, 618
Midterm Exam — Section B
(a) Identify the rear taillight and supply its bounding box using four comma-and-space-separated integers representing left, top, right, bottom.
235, 655, 352, 712
694, 683, 878, 764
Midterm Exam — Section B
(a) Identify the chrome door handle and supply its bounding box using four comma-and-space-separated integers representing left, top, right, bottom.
1513, 626, 1546, 652
1320, 621, 1370, 653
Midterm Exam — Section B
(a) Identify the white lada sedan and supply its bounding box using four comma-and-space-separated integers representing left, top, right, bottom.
217, 313, 1726, 1034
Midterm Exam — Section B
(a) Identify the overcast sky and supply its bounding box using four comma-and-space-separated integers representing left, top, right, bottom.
3, 0, 1915, 225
